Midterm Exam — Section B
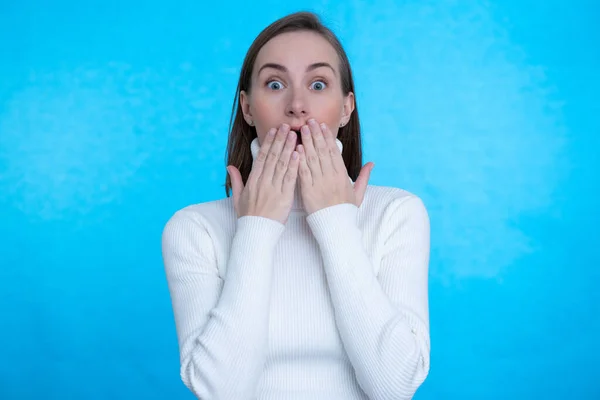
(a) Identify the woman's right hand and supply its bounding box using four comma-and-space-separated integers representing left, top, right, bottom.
227, 124, 300, 225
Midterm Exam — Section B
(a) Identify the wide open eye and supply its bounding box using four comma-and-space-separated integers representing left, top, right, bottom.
310, 80, 327, 91
267, 80, 284, 90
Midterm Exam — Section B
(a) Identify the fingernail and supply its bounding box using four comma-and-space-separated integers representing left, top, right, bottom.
301, 125, 310, 135
308, 119, 316, 125
320, 123, 326, 130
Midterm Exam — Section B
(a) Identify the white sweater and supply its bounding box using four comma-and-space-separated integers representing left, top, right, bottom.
161, 137, 431, 400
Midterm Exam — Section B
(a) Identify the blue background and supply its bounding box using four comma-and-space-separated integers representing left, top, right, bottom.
1, 1, 598, 399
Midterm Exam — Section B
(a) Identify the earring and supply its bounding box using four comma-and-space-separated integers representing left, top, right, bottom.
248, 120, 254, 126
340, 122, 345, 127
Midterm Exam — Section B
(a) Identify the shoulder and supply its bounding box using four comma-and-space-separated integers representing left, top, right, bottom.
362, 185, 430, 255
359, 184, 429, 241
362, 184, 429, 219
162, 197, 236, 244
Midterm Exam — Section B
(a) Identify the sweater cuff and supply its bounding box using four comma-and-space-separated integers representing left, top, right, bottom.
234, 215, 286, 251
226, 215, 285, 278
305, 203, 361, 255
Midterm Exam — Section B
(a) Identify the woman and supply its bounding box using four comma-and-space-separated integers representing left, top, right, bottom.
161, 11, 431, 400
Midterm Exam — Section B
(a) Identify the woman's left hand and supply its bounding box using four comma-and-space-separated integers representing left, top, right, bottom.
297, 119, 375, 215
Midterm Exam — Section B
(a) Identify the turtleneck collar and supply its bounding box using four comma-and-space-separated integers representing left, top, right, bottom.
250, 137, 353, 211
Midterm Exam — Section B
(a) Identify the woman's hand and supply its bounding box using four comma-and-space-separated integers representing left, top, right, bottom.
228, 124, 300, 225
296, 119, 374, 215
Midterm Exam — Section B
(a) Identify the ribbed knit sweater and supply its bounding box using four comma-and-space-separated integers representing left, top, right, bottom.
161, 137, 431, 400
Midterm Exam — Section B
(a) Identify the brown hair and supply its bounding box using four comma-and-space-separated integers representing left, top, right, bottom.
223, 11, 363, 196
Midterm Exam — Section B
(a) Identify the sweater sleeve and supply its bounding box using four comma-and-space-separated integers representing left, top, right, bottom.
305, 195, 430, 400
161, 209, 285, 399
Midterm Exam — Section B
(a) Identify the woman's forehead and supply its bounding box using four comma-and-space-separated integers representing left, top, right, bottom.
255, 32, 339, 71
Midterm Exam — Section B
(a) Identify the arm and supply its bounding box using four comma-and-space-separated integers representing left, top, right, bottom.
161, 210, 285, 399
306, 195, 430, 400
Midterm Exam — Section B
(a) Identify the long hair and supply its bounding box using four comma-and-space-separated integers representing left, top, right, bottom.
224, 11, 363, 196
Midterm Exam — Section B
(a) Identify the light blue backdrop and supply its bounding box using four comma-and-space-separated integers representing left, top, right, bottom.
1, 1, 598, 399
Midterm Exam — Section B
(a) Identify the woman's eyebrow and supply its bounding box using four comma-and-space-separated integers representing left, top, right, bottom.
257, 62, 337, 76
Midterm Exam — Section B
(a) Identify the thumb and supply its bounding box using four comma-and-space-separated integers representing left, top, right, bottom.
353, 162, 374, 207
227, 166, 243, 212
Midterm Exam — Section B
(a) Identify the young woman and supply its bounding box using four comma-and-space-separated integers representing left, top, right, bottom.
162, 11, 431, 400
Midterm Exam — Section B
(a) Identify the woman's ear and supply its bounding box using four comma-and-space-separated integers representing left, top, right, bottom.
239, 90, 254, 126
341, 92, 355, 126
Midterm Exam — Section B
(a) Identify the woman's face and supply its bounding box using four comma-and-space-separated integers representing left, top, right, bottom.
240, 30, 355, 146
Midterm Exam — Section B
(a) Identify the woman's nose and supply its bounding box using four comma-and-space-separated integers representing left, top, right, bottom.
284, 89, 308, 117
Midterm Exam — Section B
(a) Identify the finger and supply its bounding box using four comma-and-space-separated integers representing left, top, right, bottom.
281, 150, 300, 195
300, 124, 322, 178
297, 145, 313, 186
272, 130, 297, 185
353, 162, 375, 206
249, 128, 277, 186
308, 119, 334, 174
319, 122, 343, 174
261, 124, 290, 182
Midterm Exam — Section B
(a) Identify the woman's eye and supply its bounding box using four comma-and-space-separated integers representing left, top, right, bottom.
310, 81, 327, 91
267, 80, 283, 90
